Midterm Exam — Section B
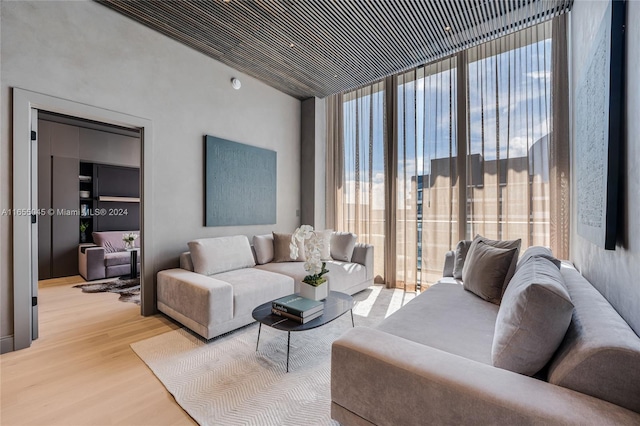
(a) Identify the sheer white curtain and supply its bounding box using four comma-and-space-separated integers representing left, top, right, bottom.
328, 18, 569, 290
328, 82, 386, 282
465, 21, 556, 250
396, 57, 458, 290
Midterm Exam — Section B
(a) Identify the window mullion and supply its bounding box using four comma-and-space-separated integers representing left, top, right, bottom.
456, 51, 468, 242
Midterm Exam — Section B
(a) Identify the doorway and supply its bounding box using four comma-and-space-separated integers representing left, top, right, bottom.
36, 111, 141, 281
12, 88, 155, 352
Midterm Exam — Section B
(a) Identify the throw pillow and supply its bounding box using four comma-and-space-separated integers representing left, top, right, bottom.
331, 232, 357, 262
492, 256, 573, 376
188, 235, 255, 276
272, 232, 305, 262
92, 232, 121, 253
453, 240, 473, 279
252, 234, 274, 265
517, 246, 561, 271
462, 241, 518, 304
315, 229, 333, 261
462, 234, 522, 295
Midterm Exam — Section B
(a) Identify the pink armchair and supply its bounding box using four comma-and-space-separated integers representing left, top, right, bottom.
78, 231, 140, 280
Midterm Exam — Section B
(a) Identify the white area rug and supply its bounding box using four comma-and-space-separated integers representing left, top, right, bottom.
131, 286, 414, 425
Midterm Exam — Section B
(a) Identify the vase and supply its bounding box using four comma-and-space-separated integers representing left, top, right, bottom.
124, 241, 134, 250
299, 281, 328, 301
80, 232, 86, 243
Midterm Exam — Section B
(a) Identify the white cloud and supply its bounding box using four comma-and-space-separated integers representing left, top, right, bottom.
507, 136, 530, 158
527, 71, 551, 80
344, 177, 386, 210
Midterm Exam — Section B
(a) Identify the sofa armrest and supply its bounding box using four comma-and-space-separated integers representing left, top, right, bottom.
157, 269, 234, 328
179, 251, 194, 271
351, 243, 373, 281
442, 250, 455, 277
78, 245, 106, 281
331, 327, 640, 426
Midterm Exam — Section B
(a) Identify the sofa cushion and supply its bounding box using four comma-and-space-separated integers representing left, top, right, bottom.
213, 268, 294, 317
331, 232, 357, 262
437, 276, 463, 285
547, 263, 640, 414
188, 235, 255, 276
104, 251, 131, 267
463, 241, 518, 304
492, 256, 573, 376
375, 282, 498, 365
315, 229, 333, 261
92, 230, 140, 253
517, 246, 561, 271
453, 240, 473, 279
252, 234, 274, 265
272, 232, 305, 262
255, 262, 308, 285
254, 259, 367, 295
463, 235, 521, 296
323, 260, 367, 293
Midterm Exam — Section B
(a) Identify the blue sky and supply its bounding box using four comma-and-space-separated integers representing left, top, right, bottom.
342, 38, 551, 207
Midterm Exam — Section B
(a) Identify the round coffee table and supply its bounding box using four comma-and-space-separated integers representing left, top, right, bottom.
252, 291, 355, 372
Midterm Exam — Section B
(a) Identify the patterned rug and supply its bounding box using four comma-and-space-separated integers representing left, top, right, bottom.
73, 278, 140, 305
130, 286, 414, 425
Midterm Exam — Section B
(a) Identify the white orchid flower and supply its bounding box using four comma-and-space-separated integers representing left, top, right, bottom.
290, 225, 329, 282
289, 241, 299, 259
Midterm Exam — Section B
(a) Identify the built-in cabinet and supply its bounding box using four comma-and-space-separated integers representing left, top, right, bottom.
79, 163, 94, 243
37, 120, 81, 279
37, 114, 141, 280
79, 162, 140, 244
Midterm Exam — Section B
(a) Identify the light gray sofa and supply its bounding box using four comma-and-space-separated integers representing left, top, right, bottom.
331, 248, 640, 425
251, 232, 374, 296
78, 230, 140, 280
157, 234, 374, 340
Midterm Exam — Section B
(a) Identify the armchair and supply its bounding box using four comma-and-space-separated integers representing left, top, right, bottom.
78, 230, 140, 280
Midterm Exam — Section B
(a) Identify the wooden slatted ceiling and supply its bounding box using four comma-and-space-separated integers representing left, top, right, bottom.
98, 0, 571, 100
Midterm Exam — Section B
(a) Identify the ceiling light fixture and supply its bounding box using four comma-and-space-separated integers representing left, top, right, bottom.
445, 26, 451, 31
230, 78, 241, 90
289, 43, 295, 48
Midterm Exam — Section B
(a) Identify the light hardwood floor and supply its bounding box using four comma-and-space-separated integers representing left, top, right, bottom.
1, 276, 195, 425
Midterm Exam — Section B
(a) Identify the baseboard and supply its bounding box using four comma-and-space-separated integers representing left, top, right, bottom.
1, 335, 15, 354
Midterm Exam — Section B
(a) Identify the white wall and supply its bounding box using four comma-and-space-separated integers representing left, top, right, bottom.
570, 0, 640, 335
1, 1, 301, 342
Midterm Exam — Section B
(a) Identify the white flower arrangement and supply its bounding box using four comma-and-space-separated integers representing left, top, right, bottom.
290, 225, 329, 286
122, 232, 139, 249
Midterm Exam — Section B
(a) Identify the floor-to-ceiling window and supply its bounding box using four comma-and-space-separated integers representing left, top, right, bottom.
397, 57, 458, 290
329, 19, 568, 290
466, 24, 552, 249
330, 82, 387, 282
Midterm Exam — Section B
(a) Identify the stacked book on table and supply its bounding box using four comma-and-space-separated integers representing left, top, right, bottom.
271, 294, 324, 324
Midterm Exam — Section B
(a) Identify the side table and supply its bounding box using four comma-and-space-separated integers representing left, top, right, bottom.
126, 248, 140, 279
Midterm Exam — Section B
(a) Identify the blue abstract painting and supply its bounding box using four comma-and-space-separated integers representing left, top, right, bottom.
205, 135, 277, 226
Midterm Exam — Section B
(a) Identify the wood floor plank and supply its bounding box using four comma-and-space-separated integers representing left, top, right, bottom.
0, 276, 195, 425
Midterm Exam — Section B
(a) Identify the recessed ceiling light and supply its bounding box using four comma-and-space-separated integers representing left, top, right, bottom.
334, 74, 338, 78
445, 26, 451, 31
230, 78, 241, 90
289, 43, 295, 48
222, 0, 231, 3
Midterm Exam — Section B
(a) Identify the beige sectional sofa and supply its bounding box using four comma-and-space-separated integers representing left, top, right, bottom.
157, 233, 373, 340
331, 244, 640, 425
251, 232, 373, 296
